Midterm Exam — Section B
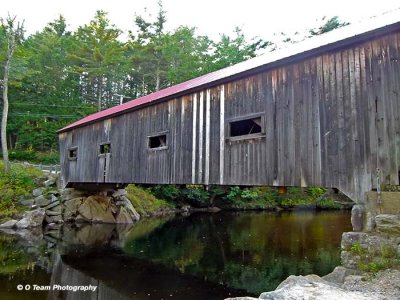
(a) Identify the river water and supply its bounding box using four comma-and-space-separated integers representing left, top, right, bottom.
0, 210, 351, 299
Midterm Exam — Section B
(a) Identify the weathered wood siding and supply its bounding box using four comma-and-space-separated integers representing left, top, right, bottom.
59, 30, 400, 203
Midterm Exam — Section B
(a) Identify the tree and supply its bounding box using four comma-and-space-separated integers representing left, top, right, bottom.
127, 1, 169, 95
309, 16, 349, 36
69, 11, 126, 111
211, 27, 271, 71
7, 15, 95, 152
160, 26, 213, 85
0, 16, 24, 172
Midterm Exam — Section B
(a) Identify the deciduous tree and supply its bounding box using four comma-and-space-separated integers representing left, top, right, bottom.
0, 16, 24, 171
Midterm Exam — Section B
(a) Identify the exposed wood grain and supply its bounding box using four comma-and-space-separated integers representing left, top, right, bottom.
59, 30, 400, 203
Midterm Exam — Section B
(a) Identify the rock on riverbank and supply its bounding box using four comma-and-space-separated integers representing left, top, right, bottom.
226, 268, 400, 300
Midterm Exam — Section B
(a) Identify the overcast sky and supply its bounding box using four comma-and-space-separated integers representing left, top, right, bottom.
2, 0, 400, 41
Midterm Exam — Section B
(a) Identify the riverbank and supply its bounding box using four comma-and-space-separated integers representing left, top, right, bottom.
0, 161, 353, 225
227, 268, 400, 300
125, 183, 353, 219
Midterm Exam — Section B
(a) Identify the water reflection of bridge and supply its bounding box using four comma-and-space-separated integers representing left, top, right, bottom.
1, 211, 351, 299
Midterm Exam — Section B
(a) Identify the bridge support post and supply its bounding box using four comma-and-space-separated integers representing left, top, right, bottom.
352, 191, 400, 232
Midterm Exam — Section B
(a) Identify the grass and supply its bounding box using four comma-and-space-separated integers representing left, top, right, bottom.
125, 184, 175, 216
350, 241, 400, 274
0, 161, 45, 222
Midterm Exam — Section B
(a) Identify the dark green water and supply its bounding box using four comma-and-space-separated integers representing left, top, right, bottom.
0, 211, 351, 299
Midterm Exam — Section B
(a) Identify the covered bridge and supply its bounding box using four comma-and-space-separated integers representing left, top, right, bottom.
58, 12, 400, 203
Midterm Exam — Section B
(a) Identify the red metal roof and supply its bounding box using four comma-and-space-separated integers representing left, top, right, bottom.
58, 11, 400, 133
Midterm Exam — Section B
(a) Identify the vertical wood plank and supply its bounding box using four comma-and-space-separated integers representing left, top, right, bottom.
219, 85, 225, 184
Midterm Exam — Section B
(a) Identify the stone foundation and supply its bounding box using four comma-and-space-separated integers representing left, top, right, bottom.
351, 191, 400, 231
46, 188, 140, 224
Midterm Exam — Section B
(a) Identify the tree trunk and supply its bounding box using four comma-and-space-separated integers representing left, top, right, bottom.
155, 65, 160, 92
1, 16, 23, 173
97, 77, 102, 112
1, 45, 12, 172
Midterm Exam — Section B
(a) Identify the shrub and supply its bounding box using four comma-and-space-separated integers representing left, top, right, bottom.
316, 198, 342, 209
9, 149, 38, 162
150, 185, 181, 201
0, 161, 43, 201
8, 150, 60, 165
241, 188, 258, 200
126, 184, 174, 215
184, 186, 210, 207
226, 186, 242, 202
306, 187, 326, 197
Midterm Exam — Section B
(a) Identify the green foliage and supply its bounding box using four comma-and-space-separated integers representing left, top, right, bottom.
211, 27, 271, 71
184, 186, 210, 207
241, 188, 259, 200
0, 161, 43, 199
125, 184, 174, 216
226, 186, 242, 202
316, 198, 343, 209
0, 161, 43, 221
309, 16, 350, 36
350, 242, 399, 274
150, 184, 181, 201
8, 150, 60, 164
1, 5, 348, 158
381, 244, 398, 259
350, 242, 366, 255
306, 187, 325, 197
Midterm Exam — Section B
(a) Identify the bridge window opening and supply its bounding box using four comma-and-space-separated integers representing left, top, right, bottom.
68, 147, 77, 160
229, 117, 262, 137
100, 143, 111, 154
149, 134, 167, 149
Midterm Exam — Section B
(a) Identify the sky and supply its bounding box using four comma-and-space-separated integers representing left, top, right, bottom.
1, 0, 400, 41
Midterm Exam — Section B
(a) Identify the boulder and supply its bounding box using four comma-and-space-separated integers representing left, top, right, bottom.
15, 208, 45, 228
341, 250, 360, 269
46, 208, 61, 216
351, 204, 365, 231
341, 232, 367, 249
112, 189, 127, 198
45, 200, 61, 210
375, 214, 400, 234
120, 196, 140, 221
0, 219, 18, 228
20, 199, 34, 207
45, 214, 63, 224
34, 195, 50, 207
323, 266, 358, 285
77, 196, 115, 223
50, 194, 58, 202
60, 188, 86, 202
43, 177, 56, 187
32, 187, 45, 197
63, 200, 81, 221
115, 206, 134, 223
258, 274, 373, 300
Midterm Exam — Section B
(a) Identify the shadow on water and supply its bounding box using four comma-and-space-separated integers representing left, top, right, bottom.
0, 210, 351, 299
